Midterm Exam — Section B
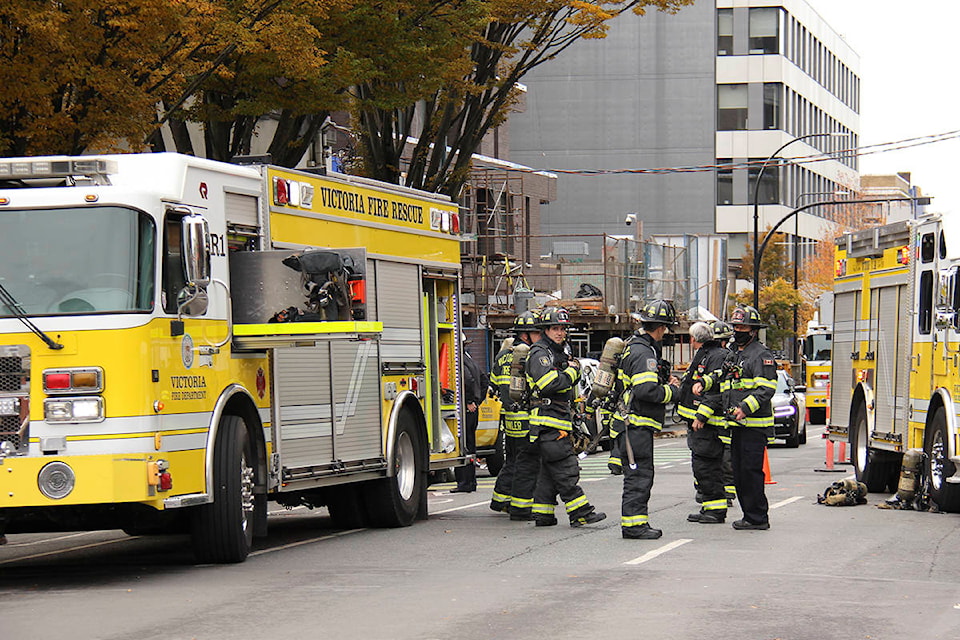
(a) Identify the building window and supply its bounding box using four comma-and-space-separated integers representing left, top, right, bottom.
718, 84, 748, 130
717, 9, 733, 55
749, 160, 779, 205
717, 158, 733, 205
763, 83, 782, 130
749, 7, 780, 54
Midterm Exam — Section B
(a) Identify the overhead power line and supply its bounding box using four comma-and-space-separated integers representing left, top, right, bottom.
483, 129, 960, 176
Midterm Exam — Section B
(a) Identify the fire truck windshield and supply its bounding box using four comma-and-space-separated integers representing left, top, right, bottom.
0, 206, 155, 316
802, 333, 832, 362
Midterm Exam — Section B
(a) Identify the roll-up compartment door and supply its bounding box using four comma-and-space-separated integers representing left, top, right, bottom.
375, 261, 422, 362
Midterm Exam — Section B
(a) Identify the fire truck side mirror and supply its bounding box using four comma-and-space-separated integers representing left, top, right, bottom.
182, 215, 212, 288
935, 310, 955, 331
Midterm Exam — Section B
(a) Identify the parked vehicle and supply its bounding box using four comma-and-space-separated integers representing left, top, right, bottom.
773, 369, 807, 448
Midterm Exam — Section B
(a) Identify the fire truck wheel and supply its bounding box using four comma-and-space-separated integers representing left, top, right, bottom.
925, 407, 960, 512
191, 415, 255, 563
851, 404, 895, 493
485, 431, 505, 477
363, 409, 425, 527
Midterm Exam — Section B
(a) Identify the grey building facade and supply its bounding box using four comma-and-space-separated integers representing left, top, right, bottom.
510, 0, 860, 265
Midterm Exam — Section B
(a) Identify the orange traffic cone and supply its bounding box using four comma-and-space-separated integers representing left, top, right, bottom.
763, 447, 777, 485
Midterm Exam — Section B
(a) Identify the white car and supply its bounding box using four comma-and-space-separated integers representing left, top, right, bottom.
772, 369, 807, 447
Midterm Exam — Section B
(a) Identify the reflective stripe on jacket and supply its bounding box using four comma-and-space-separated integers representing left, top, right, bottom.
525, 336, 579, 432
619, 331, 677, 432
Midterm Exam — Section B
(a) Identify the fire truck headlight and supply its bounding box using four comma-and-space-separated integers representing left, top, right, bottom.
38, 461, 76, 499
0, 397, 20, 415
44, 397, 104, 423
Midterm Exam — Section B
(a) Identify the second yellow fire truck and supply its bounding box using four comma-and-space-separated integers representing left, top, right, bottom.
828, 216, 960, 511
0, 153, 467, 561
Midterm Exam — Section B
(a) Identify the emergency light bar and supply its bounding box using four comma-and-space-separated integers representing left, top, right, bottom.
0, 157, 117, 181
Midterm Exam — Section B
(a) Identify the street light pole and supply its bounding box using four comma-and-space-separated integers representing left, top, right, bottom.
751, 132, 848, 311
788, 190, 848, 363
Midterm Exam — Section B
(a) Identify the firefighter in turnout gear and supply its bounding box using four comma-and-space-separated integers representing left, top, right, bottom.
526, 308, 606, 527
697, 305, 776, 530
618, 300, 681, 539
489, 311, 542, 520
680, 321, 733, 524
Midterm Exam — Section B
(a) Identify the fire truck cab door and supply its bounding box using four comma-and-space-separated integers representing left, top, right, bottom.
913, 225, 939, 386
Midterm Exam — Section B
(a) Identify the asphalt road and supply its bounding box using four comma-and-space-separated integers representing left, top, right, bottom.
3, 424, 960, 640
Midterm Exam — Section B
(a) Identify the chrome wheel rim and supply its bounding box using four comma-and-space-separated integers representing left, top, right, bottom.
930, 430, 946, 491
395, 430, 416, 501
240, 450, 255, 533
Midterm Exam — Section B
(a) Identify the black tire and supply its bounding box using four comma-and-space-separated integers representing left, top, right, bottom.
191, 415, 256, 563
799, 421, 807, 445
485, 431, 505, 477
924, 407, 960, 512
363, 409, 425, 527
784, 418, 800, 448
851, 404, 892, 493
809, 407, 826, 425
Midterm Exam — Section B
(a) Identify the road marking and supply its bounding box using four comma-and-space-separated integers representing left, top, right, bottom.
0, 537, 134, 565
770, 496, 804, 509
3, 531, 101, 548
624, 538, 692, 565
250, 528, 364, 557
432, 501, 488, 514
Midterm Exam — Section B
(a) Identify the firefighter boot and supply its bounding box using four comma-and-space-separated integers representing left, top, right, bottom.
509, 508, 535, 521
622, 524, 663, 540
687, 510, 726, 524
534, 516, 559, 527
570, 510, 607, 527
489, 500, 509, 514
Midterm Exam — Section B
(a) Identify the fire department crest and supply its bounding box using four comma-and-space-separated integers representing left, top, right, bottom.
181, 334, 194, 369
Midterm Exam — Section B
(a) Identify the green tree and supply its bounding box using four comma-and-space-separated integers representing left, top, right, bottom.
734, 230, 811, 351
0, 0, 220, 156
739, 229, 793, 289
155, 0, 355, 165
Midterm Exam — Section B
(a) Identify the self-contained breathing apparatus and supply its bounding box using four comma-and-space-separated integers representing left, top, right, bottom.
817, 478, 869, 506
880, 448, 930, 510
584, 336, 628, 459
271, 249, 365, 322
508, 341, 531, 405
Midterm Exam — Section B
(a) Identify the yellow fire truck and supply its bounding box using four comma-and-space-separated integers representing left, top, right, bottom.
0, 153, 467, 562
828, 216, 960, 511
800, 292, 832, 424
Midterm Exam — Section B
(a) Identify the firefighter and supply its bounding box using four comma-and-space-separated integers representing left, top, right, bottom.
618, 300, 681, 539
698, 305, 776, 530
452, 334, 486, 493
526, 307, 606, 527
489, 311, 542, 520
680, 320, 734, 523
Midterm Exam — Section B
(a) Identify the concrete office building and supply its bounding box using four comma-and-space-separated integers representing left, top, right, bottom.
509, 0, 860, 267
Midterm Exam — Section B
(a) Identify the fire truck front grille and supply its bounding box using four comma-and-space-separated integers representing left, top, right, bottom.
0, 345, 30, 454
0, 415, 24, 449
0, 355, 24, 391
